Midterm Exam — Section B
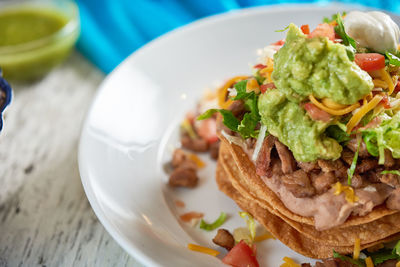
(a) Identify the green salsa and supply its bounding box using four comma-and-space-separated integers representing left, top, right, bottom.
0, 5, 79, 81
0, 8, 68, 47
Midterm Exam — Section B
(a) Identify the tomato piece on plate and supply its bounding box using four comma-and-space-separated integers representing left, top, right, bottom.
309, 23, 335, 41
260, 83, 276, 93
304, 103, 331, 122
301, 24, 310, 34
222, 240, 260, 267
197, 119, 218, 144
354, 53, 386, 72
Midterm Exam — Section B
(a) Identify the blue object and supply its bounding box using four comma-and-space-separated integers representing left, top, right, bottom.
75, 0, 400, 73
0, 70, 12, 132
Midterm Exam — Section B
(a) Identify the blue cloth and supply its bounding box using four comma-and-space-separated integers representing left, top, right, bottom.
75, 0, 400, 73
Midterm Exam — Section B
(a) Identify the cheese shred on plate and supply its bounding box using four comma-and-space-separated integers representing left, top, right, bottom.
187, 243, 220, 257
280, 257, 301, 267
188, 154, 205, 168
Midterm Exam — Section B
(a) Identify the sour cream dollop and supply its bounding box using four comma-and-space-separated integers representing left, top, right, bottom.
344, 11, 400, 53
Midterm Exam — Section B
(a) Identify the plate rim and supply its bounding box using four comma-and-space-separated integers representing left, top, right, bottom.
78, 3, 380, 266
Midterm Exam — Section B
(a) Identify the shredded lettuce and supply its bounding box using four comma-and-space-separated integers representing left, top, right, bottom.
326, 125, 351, 144
347, 137, 360, 185
386, 52, 400, 67
333, 250, 365, 267
334, 13, 357, 50
239, 212, 256, 242
367, 249, 399, 265
362, 112, 400, 164
233, 227, 253, 244
323, 12, 347, 24
197, 109, 239, 131
362, 131, 379, 157
181, 119, 198, 139
275, 25, 289, 32
199, 212, 227, 231
393, 240, 400, 257
381, 170, 400, 176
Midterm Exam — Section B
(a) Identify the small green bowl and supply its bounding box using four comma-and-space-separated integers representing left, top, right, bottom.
0, 0, 80, 81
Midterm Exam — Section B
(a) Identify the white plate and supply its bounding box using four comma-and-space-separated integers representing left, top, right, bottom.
78, 4, 400, 266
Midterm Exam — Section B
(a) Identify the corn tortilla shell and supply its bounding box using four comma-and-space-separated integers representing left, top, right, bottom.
218, 134, 398, 228
216, 153, 400, 259
217, 137, 400, 248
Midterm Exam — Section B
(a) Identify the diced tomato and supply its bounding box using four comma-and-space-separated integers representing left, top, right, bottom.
254, 64, 266, 69
301, 24, 310, 34
394, 81, 400, 93
304, 103, 332, 122
380, 95, 391, 109
197, 119, 218, 144
309, 23, 335, 41
354, 53, 386, 72
260, 83, 276, 93
222, 240, 260, 267
272, 39, 285, 46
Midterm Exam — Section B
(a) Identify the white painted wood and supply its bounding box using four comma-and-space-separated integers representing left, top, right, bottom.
0, 52, 145, 267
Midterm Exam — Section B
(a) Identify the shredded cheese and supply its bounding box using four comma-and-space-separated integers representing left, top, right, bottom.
254, 232, 276, 242
380, 68, 395, 95
217, 76, 249, 109
188, 154, 205, 168
333, 182, 359, 203
280, 257, 301, 267
260, 58, 274, 83
187, 244, 220, 256
246, 78, 260, 94
346, 95, 383, 133
373, 79, 388, 89
322, 98, 347, 109
309, 95, 360, 115
353, 238, 361, 260
365, 257, 374, 267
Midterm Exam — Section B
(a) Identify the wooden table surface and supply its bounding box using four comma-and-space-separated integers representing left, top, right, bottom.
0, 53, 145, 267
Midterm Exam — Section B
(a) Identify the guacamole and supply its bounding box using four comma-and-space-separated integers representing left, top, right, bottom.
258, 90, 342, 162
272, 24, 373, 105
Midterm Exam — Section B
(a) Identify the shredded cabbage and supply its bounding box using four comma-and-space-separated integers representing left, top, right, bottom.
252, 124, 268, 162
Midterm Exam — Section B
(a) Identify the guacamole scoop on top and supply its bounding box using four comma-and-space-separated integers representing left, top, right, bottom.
258, 23, 375, 162
272, 24, 373, 105
258, 89, 342, 162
